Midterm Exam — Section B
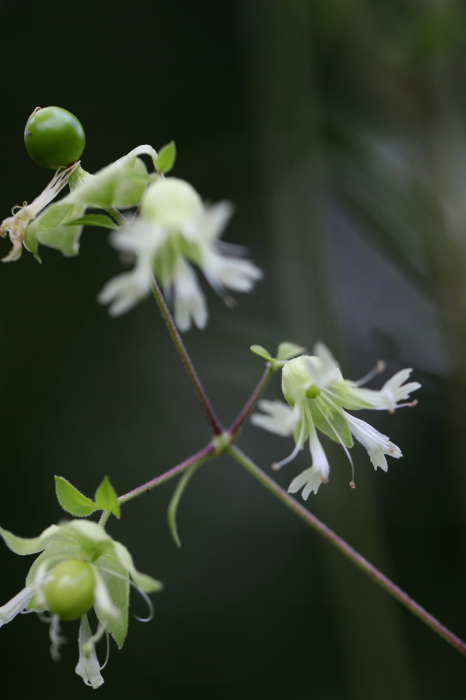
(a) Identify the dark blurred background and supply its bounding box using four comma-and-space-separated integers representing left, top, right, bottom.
0, 0, 464, 698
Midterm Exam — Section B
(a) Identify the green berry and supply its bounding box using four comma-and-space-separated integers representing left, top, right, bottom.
44, 559, 95, 621
24, 106, 86, 170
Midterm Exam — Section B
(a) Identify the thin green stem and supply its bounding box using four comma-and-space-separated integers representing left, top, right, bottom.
118, 442, 216, 505
228, 363, 274, 436
229, 445, 466, 658
151, 278, 223, 435
98, 510, 111, 528
105, 206, 128, 227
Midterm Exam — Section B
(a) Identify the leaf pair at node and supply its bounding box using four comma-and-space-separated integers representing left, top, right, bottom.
55, 476, 120, 519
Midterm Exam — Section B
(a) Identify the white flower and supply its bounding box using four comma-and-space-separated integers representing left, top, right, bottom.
98, 178, 262, 330
252, 343, 420, 498
0, 519, 162, 688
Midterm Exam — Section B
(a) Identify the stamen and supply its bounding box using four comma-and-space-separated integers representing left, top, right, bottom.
353, 360, 386, 387
134, 588, 154, 623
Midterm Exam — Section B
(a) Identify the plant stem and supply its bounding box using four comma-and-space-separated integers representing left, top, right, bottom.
151, 278, 223, 435
229, 445, 466, 658
228, 364, 274, 436
98, 510, 111, 528
105, 206, 128, 227
118, 442, 216, 505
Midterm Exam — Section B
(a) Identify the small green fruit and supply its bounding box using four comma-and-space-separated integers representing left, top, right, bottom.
44, 559, 95, 621
24, 106, 86, 170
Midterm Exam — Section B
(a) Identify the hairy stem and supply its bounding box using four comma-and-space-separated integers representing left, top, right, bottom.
229, 445, 466, 658
118, 442, 216, 504
228, 363, 274, 436
151, 278, 223, 435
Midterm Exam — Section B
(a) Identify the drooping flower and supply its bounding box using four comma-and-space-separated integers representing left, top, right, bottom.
251, 343, 420, 499
98, 177, 262, 331
0, 519, 162, 689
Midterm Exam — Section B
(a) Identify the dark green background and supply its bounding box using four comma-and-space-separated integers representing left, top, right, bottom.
0, 1, 464, 698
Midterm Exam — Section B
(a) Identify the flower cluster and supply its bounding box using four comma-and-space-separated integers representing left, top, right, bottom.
252, 343, 420, 499
98, 177, 262, 331
0, 519, 162, 689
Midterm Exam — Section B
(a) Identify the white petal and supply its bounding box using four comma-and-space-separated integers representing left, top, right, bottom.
98, 259, 153, 316
110, 220, 167, 257
202, 249, 262, 293
172, 258, 208, 331
251, 400, 300, 437
183, 201, 234, 243
0, 586, 35, 627
288, 467, 324, 499
344, 412, 401, 471
75, 615, 105, 689
287, 428, 330, 499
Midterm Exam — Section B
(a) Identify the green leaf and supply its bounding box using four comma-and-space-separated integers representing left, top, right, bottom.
276, 342, 306, 361
95, 477, 121, 519
156, 141, 176, 174
27, 202, 86, 256
167, 464, 201, 547
55, 476, 97, 517
250, 345, 272, 360
64, 214, 117, 229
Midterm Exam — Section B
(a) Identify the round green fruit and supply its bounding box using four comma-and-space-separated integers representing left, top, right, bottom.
44, 559, 95, 621
24, 106, 86, 170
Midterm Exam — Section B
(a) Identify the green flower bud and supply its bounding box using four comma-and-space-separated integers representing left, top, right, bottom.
44, 559, 95, 621
141, 178, 203, 230
282, 356, 314, 405
24, 106, 86, 170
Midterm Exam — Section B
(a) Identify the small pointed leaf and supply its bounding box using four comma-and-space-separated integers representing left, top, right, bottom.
156, 141, 176, 174
276, 342, 306, 361
55, 476, 97, 517
250, 345, 272, 361
95, 477, 121, 519
64, 215, 118, 229
168, 464, 201, 547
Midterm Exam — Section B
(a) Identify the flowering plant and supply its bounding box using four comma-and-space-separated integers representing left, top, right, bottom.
0, 106, 464, 690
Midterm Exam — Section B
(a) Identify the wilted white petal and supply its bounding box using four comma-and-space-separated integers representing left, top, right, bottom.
75, 615, 105, 689
344, 412, 401, 472
172, 258, 208, 332
251, 400, 300, 437
312, 342, 342, 388
0, 586, 35, 627
98, 259, 153, 316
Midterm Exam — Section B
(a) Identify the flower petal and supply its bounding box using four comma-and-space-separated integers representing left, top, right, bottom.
251, 400, 300, 437
0, 586, 35, 627
172, 258, 208, 331
344, 412, 401, 471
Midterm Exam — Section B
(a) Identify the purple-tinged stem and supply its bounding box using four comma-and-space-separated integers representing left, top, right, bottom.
118, 443, 216, 505
151, 279, 224, 435
229, 445, 466, 658
228, 364, 274, 436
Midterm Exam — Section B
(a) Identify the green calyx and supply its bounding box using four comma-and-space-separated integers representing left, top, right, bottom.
44, 559, 95, 621
24, 107, 86, 170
